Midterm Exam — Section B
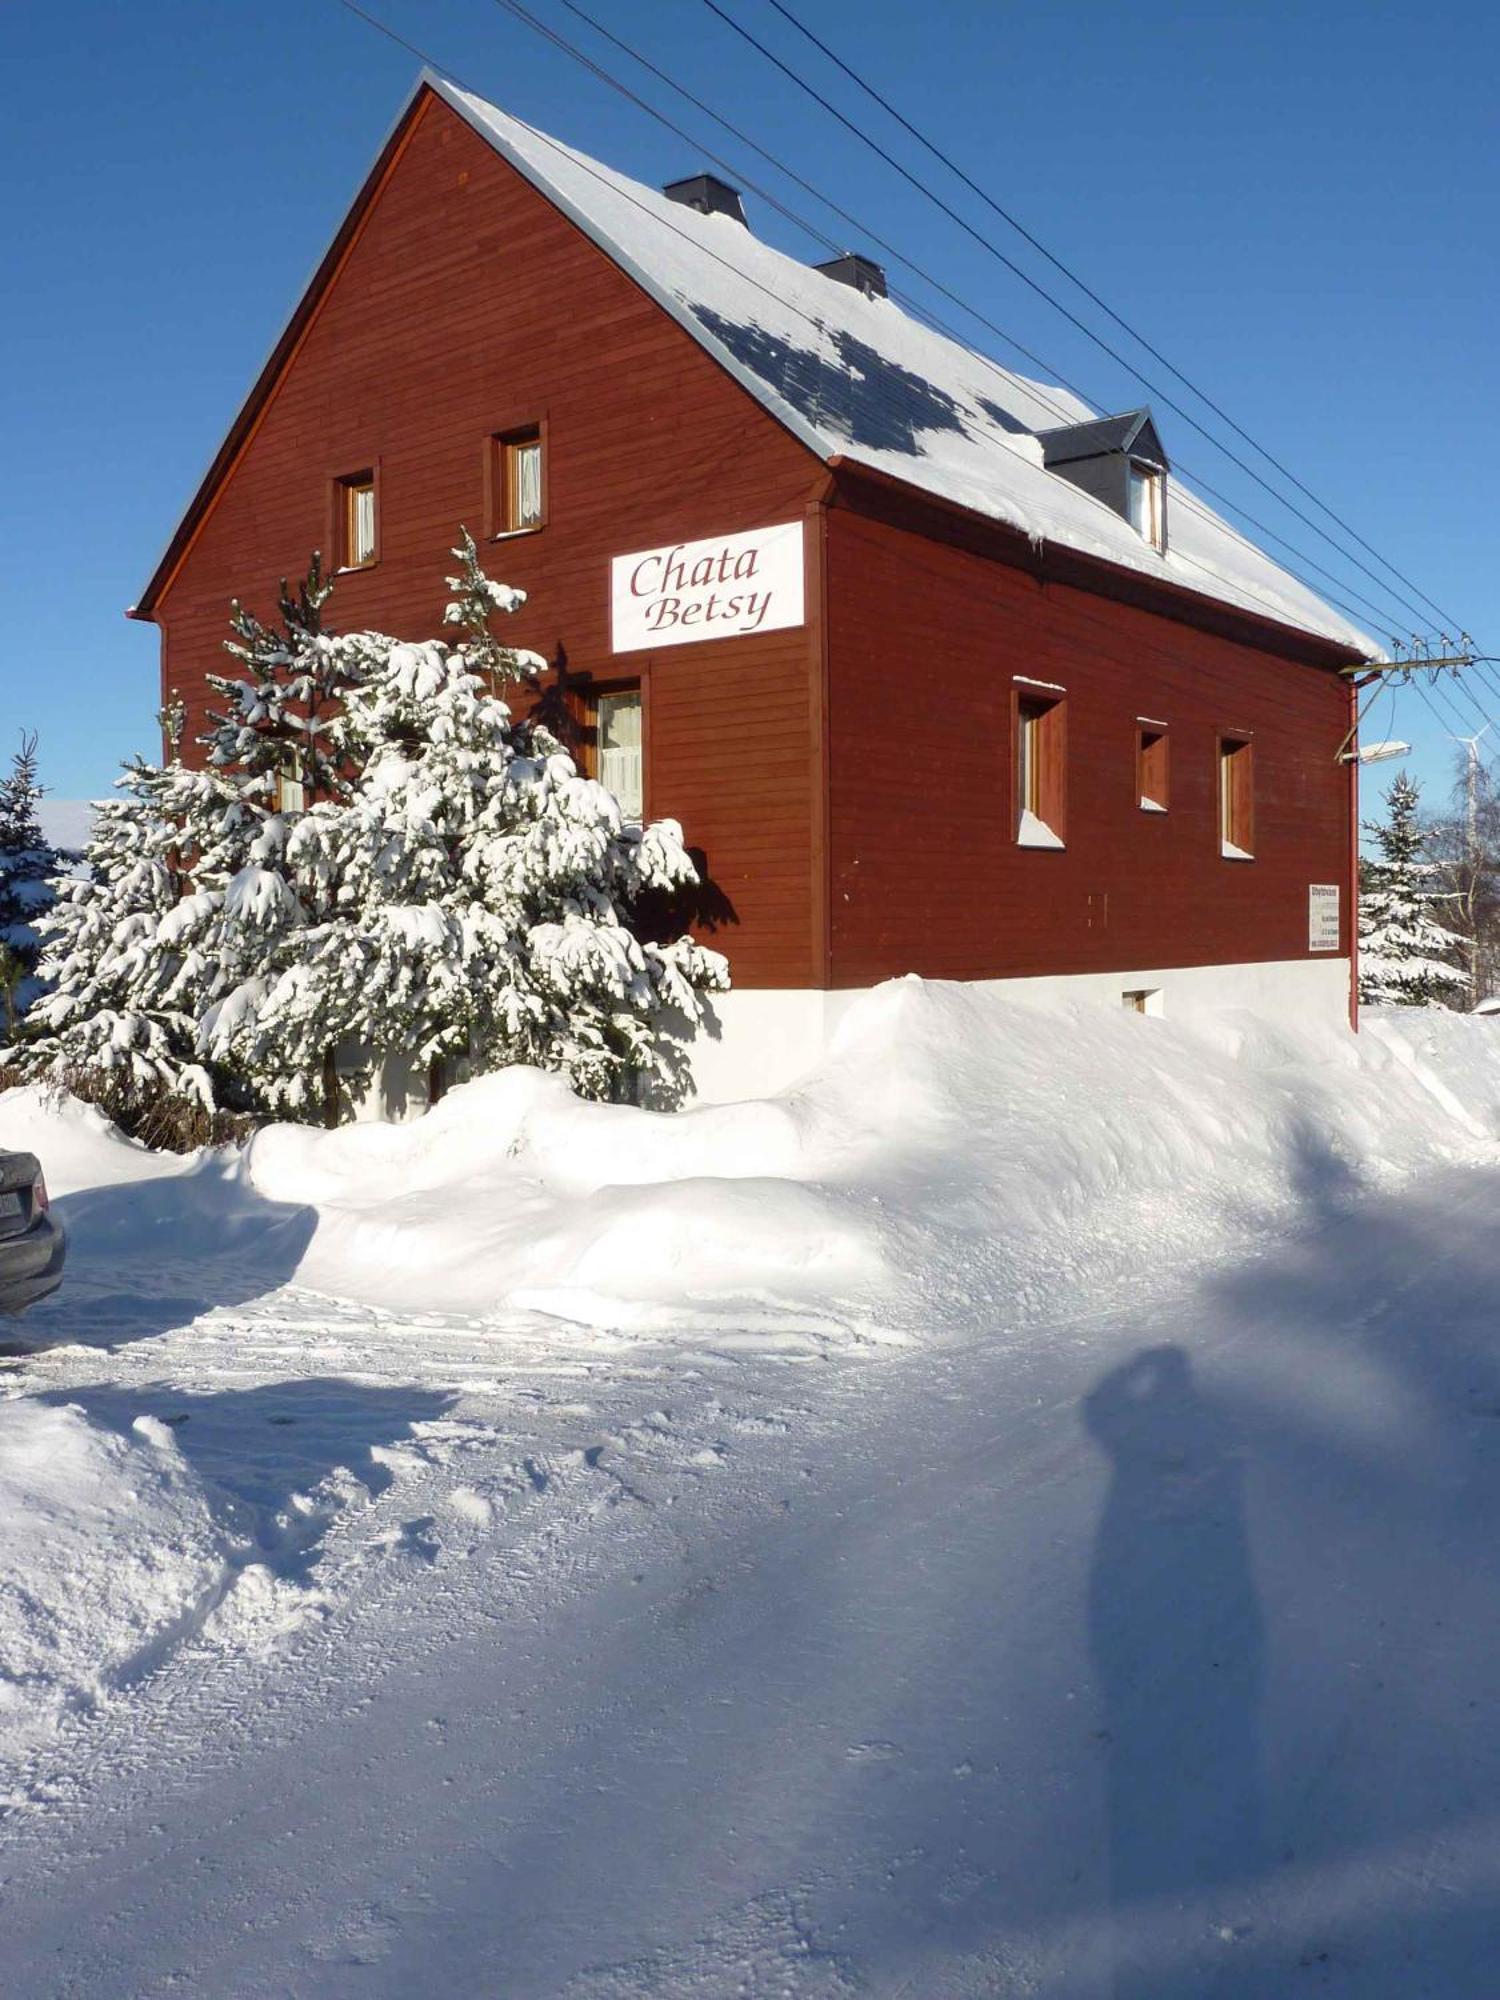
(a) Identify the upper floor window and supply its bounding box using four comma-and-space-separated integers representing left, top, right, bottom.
1138, 723, 1169, 811
1015, 683, 1066, 848
336, 470, 377, 570
1128, 462, 1164, 550
592, 685, 643, 825
491, 425, 545, 535
1219, 736, 1254, 858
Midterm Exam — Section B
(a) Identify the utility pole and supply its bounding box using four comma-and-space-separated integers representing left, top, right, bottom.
1452, 729, 1489, 1009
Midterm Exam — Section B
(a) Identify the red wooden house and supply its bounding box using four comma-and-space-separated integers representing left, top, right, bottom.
131, 75, 1370, 1101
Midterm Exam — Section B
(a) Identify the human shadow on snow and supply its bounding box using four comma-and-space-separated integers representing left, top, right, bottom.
1084, 1344, 1266, 1998
1082, 1143, 1500, 1996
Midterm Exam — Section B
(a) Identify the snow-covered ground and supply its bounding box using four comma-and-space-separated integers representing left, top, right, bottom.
3, 983, 1500, 1995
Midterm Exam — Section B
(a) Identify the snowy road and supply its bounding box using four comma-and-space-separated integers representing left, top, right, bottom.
6, 1153, 1500, 1997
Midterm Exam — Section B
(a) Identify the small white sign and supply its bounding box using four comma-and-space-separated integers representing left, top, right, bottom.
611, 521, 805, 654
1309, 883, 1341, 952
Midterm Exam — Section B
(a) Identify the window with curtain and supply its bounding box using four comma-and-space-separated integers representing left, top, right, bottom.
596, 689, 643, 824
511, 438, 542, 528
494, 427, 545, 533
338, 472, 377, 569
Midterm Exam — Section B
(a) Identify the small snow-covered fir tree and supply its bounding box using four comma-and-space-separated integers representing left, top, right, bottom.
14, 731, 238, 1116
201, 532, 727, 1115
1359, 771, 1467, 1007
0, 733, 64, 1036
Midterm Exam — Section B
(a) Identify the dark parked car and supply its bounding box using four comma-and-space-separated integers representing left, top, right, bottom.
0, 1150, 65, 1315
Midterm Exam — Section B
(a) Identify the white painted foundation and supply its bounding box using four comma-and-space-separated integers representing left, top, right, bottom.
688, 957, 1353, 1104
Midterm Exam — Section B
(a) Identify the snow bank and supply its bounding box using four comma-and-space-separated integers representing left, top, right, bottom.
0, 1399, 234, 1767
5, 985, 1500, 1348
0, 1083, 191, 1196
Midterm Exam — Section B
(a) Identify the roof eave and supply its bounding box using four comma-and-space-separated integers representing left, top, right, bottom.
428, 78, 830, 465
825, 454, 1372, 668
130, 73, 441, 623
131, 70, 834, 623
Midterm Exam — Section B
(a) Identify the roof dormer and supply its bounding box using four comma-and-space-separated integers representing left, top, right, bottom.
813, 252, 887, 300
1037, 409, 1169, 552
663, 173, 748, 226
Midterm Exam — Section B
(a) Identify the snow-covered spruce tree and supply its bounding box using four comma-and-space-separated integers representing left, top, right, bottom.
0, 733, 64, 1037
200, 532, 727, 1117
13, 730, 239, 1123
154, 557, 378, 1124
1358, 770, 1467, 1007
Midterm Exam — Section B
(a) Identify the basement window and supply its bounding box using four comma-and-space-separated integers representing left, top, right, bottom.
1122, 987, 1163, 1016
1138, 724, 1169, 812
336, 471, 377, 570
1015, 687, 1066, 848
1219, 736, 1254, 858
490, 425, 545, 535
590, 686, 644, 825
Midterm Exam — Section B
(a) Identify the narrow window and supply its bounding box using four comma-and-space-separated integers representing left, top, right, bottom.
1219, 737, 1254, 858
1015, 688, 1066, 847
337, 471, 377, 570
492, 426, 545, 534
1128, 462, 1164, 550
274, 746, 306, 814
594, 687, 643, 825
1138, 724, 1169, 812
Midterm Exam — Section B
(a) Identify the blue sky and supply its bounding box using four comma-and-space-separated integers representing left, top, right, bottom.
4, 0, 1496, 820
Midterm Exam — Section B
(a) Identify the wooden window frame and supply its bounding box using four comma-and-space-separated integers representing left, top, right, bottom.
485, 418, 548, 539
331, 464, 380, 573
1218, 733, 1255, 859
1128, 461, 1165, 551
1013, 681, 1067, 848
578, 673, 648, 824
1137, 721, 1170, 813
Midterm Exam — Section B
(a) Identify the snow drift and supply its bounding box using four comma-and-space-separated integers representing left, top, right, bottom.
6, 980, 1499, 1349
0, 1399, 234, 1765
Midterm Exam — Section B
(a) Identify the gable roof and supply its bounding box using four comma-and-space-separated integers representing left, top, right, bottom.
134, 75, 1374, 658
1037, 409, 1167, 471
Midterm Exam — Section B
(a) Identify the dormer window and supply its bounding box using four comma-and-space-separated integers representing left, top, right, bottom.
1128, 462, 1164, 550
1036, 409, 1169, 553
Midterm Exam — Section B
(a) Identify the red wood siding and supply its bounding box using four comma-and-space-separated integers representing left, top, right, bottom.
151, 93, 827, 989
825, 494, 1355, 987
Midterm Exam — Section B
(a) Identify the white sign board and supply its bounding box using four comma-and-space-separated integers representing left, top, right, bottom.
611, 520, 805, 654
1309, 883, 1341, 952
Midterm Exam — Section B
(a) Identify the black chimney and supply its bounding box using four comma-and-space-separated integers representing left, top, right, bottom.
814, 253, 887, 300
663, 174, 748, 226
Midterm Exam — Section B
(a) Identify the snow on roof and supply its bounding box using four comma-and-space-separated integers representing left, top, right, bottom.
435, 77, 1374, 657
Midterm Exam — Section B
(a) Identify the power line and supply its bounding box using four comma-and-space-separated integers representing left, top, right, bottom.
542, 0, 1422, 643
519, 0, 1469, 650
694, 0, 1465, 638
758, 0, 1468, 637
333, 0, 1497, 688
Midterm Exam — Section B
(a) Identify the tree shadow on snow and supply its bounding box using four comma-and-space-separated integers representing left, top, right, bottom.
33, 1377, 454, 1580
2, 1159, 318, 1352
